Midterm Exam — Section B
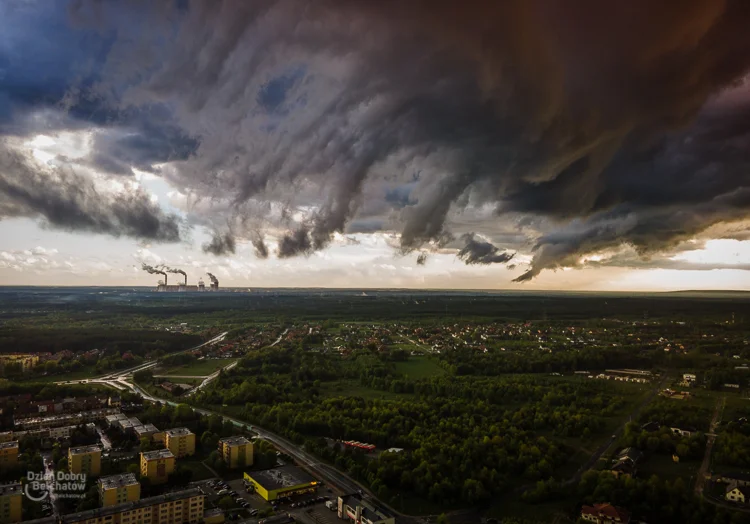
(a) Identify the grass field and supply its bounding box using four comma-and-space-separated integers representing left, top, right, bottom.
394, 356, 446, 379
162, 358, 236, 377
30, 368, 99, 383
638, 453, 701, 483
179, 457, 216, 481
319, 379, 413, 401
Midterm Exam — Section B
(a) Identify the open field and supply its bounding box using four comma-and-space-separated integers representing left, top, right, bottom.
638, 453, 701, 483
162, 358, 236, 377
394, 356, 446, 379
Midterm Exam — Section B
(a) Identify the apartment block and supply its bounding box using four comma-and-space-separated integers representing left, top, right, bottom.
165, 428, 195, 458
0, 441, 19, 469
68, 445, 102, 477
98, 473, 141, 507
0, 483, 23, 523
140, 449, 176, 485
218, 436, 254, 468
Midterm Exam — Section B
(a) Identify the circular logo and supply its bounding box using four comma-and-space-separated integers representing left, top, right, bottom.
24, 482, 49, 502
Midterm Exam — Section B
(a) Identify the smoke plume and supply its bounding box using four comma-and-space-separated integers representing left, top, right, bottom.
206, 272, 219, 286
277, 228, 314, 258
202, 232, 236, 256
141, 263, 168, 284
164, 266, 188, 285
416, 253, 428, 266
458, 234, 515, 265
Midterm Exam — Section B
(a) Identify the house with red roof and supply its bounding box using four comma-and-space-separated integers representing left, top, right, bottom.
580, 502, 631, 523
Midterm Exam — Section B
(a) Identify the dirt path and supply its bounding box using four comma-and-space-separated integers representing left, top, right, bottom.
695, 395, 725, 496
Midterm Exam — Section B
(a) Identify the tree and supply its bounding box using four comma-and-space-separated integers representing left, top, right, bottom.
126, 464, 140, 477
133, 369, 153, 383
218, 496, 235, 510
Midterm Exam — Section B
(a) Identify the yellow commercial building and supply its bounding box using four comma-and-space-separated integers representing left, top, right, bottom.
0, 441, 19, 469
140, 448, 175, 485
60, 487, 204, 524
68, 445, 102, 477
0, 483, 23, 523
165, 427, 195, 458
243, 465, 318, 501
219, 436, 254, 469
98, 473, 141, 507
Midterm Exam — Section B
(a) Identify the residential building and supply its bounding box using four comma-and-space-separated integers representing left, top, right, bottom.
98, 473, 141, 507
68, 445, 102, 477
243, 465, 318, 501
610, 459, 636, 479
337, 493, 395, 524
60, 487, 204, 524
580, 502, 631, 523
165, 427, 196, 458
616, 448, 643, 464
0, 483, 23, 523
203, 508, 226, 524
719, 472, 750, 487
140, 448, 175, 484
219, 436, 254, 468
0, 441, 19, 469
726, 484, 750, 504
135, 423, 162, 442
14, 408, 118, 431
670, 426, 697, 438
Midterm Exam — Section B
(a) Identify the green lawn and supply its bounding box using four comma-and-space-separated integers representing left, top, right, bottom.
161, 358, 236, 377
394, 356, 446, 380
179, 458, 216, 481
638, 453, 700, 483
27, 368, 100, 383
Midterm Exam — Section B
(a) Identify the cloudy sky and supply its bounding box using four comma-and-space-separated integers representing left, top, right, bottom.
1, 0, 750, 291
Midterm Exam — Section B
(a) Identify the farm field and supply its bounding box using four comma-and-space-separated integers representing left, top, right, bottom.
394, 356, 446, 379
161, 358, 236, 377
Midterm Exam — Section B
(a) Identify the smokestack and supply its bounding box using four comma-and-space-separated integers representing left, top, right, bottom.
206, 272, 219, 289
141, 263, 167, 285
164, 266, 187, 285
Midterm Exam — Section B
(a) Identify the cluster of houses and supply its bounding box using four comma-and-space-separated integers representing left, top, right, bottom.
719, 472, 750, 506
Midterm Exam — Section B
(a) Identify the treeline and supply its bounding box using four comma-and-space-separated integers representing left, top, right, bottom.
0, 328, 202, 356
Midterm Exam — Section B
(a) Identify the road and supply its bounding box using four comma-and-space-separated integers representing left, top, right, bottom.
563, 372, 670, 487
56, 331, 229, 387
696, 395, 725, 496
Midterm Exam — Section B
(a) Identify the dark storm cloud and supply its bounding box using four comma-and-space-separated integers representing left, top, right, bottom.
202, 232, 236, 256
0, 143, 183, 242
45, 0, 750, 275
250, 231, 269, 259
458, 233, 515, 265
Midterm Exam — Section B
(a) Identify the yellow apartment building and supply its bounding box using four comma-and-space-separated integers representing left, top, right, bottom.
0, 483, 23, 523
140, 448, 175, 484
165, 427, 195, 458
98, 473, 141, 507
218, 436, 254, 468
0, 441, 19, 469
68, 445, 102, 477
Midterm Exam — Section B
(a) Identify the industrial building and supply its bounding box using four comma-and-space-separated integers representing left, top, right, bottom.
98, 473, 141, 507
243, 465, 318, 501
68, 445, 102, 477
0, 483, 23, 523
0, 441, 19, 469
219, 436, 253, 468
60, 487, 205, 524
338, 494, 396, 524
140, 449, 175, 484
165, 427, 196, 457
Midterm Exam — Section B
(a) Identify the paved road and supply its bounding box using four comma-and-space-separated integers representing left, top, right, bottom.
563, 373, 670, 487
696, 396, 725, 496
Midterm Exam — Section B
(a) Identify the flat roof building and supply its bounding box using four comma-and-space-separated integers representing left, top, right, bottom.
338, 494, 395, 524
61, 488, 204, 524
140, 448, 175, 485
68, 445, 102, 477
98, 473, 141, 507
0, 441, 19, 469
165, 427, 196, 458
244, 465, 318, 501
219, 436, 254, 469
0, 483, 23, 523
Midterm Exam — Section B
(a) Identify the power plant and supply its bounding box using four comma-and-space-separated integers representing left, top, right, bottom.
141, 264, 220, 292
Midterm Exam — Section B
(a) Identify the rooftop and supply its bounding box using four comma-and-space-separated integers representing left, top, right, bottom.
98, 473, 139, 490
61, 488, 201, 523
0, 482, 22, 497
141, 449, 174, 461
246, 465, 317, 491
220, 436, 251, 446
0, 441, 18, 450
341, 494, 395, 522
69, 445, 101, 455
165, 427, 193, 437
